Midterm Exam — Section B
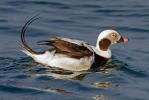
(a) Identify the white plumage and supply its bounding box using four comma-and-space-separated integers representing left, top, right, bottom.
23, 49, 95, 71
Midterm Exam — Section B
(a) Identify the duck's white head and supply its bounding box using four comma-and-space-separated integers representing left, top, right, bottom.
96, 30, 129, 51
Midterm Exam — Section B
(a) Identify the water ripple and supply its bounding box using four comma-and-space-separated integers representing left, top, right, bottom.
1, 0, 149, 99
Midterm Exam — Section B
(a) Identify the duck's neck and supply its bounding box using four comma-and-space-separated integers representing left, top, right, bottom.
95, 35, 113, 58
95, 41, 111, 58
94, 46, 111, 58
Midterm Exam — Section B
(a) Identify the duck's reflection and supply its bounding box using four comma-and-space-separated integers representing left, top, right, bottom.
21, 55, 139, 100
24, 59, 120, 89
22, 56, 125, 99
28, 68, 112, 90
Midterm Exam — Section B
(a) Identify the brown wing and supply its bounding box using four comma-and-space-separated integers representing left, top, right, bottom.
37, 36, 93, 58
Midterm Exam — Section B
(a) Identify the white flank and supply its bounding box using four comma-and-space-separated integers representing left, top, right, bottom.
23, 50, 95, 71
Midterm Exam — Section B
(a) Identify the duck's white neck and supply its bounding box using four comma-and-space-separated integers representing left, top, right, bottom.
96, 35, 111, 52
96, 45, 111, 58
95, 34, 111, 58
92, 46, 111, 58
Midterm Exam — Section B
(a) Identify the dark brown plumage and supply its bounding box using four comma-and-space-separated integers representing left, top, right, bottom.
37, 36, 93, 59
99, 38, 111, 51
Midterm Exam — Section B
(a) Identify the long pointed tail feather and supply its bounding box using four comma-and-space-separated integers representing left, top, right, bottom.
19, 14, 45, 54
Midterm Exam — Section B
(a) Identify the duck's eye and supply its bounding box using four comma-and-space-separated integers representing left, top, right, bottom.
111, 34, 116, 38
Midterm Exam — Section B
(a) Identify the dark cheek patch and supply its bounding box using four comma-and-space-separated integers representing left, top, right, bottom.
99, 38, 111, 51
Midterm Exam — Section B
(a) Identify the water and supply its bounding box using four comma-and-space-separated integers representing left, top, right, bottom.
0, 0, 149, 100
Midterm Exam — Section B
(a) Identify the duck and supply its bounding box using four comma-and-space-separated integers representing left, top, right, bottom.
19, 15, 129, 71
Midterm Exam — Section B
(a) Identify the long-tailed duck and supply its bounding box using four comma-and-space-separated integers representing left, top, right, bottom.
19, 16, 129, 71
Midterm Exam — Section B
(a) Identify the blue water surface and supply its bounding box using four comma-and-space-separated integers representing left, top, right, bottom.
0, 0, 149, 100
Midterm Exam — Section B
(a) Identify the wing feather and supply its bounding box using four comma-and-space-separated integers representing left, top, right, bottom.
37, 36, 93, 58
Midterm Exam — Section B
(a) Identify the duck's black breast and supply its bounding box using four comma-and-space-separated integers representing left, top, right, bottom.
91, 53, 109, 68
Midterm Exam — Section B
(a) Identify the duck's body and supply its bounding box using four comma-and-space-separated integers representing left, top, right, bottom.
20, 16, 128, 71
21, 36, 109, 71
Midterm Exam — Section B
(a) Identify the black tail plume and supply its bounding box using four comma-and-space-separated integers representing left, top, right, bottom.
19, 14, 45, 54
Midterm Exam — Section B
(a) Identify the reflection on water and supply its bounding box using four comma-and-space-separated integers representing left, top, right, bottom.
23, 56, 123, 91
0, 54, 148, 100
92, 95, 112, 100
91, 82, 110, 89
21, 85, 73, 94
0, 85, 72, 94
